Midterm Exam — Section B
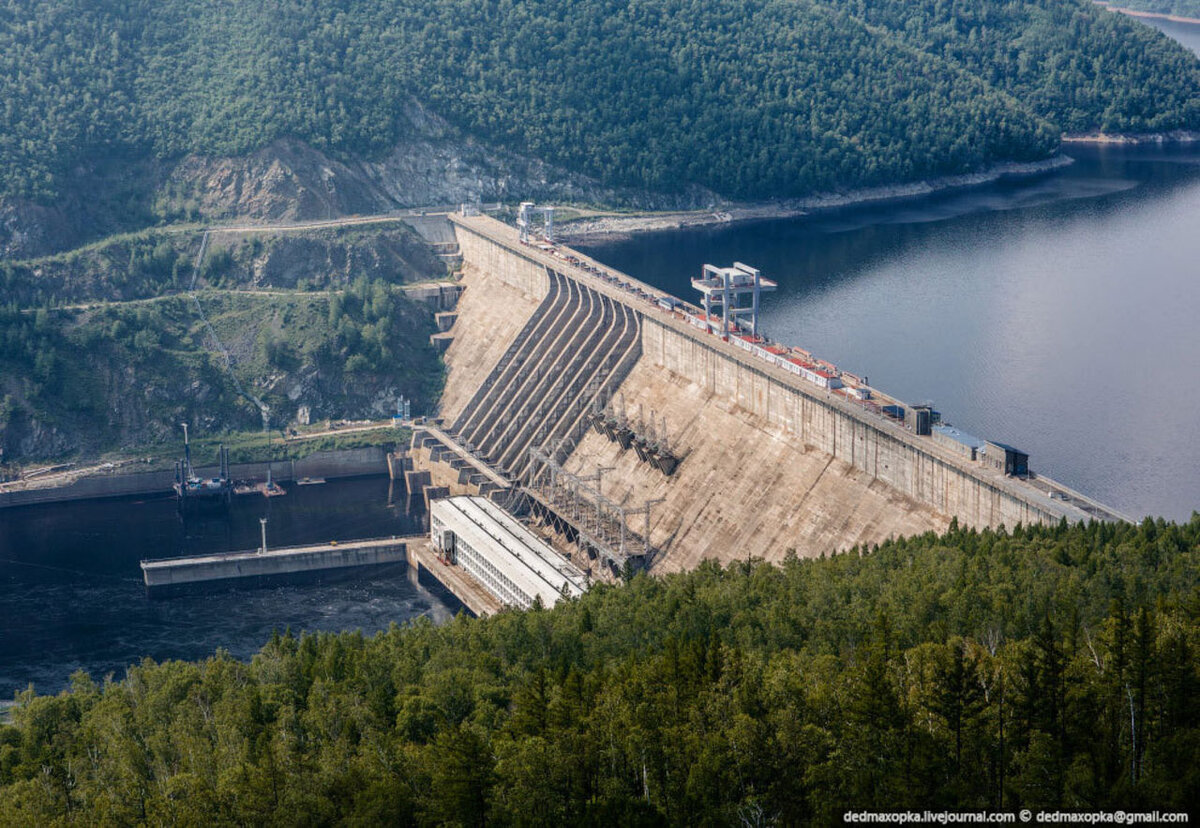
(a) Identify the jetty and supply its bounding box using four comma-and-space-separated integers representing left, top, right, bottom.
141, 536, 414, 597
140, 533, 503, 616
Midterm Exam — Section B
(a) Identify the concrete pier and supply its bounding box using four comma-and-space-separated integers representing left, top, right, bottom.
141, 536, 415, 597
405, 540, 503, 617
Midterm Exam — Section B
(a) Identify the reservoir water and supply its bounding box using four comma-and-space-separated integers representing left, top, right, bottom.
2, 15, 1197, 700
576, 23, 1200, 523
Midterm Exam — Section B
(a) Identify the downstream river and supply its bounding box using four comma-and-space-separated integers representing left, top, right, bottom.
577, 24, 1200, 523
0, 477, 450, 697
3, 17, 1197, 699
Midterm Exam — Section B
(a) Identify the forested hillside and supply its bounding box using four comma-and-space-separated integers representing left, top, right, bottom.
1, 0, 1197, 212
1, 518, 1196, 823
0, 277, 444, 461
0, 224, 445, 307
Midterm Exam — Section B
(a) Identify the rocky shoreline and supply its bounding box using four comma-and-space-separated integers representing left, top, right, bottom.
556, 155, 1074, 241
1095, 3, 1200, 26
1062, 129, 1200, 144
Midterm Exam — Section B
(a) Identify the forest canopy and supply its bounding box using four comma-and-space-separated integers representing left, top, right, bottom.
0, 517, 1197, 823
0, 0, 1198, 204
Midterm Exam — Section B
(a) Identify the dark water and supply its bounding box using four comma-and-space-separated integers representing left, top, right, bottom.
578, 145, 1200, 522
0, 477, 450, 697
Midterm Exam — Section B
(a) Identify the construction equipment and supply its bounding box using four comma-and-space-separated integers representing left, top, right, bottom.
173, 423, 232, 510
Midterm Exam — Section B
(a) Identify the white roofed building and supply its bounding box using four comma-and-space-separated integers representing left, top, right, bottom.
430, 496, 588, 609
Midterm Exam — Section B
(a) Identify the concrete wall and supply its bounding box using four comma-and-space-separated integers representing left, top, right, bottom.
454, 227, 550, 301
437, 262, 545, 424
641, 317, 1069, 529
0, 446, 388, 510
451, 212, 1089, 542
561, 352, 949, 568
143, 540, 410, 591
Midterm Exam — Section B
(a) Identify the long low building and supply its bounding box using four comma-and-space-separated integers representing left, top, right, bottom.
430, 496, 588, 609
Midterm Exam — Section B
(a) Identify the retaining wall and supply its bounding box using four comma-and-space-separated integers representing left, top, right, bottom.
455, 227, 550, 300
0, 446, 388, 510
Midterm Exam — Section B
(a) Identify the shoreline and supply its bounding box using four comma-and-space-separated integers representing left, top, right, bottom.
1095, 2, 1200, 25
0, 445, 393, 510
557, 155, 1074, 241
1062, 129, 1200, 145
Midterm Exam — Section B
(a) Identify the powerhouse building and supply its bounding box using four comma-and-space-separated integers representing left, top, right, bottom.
430, 496, 588, 609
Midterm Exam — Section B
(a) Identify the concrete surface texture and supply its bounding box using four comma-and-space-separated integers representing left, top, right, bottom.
562, 353, 951, 569
437, 260, 546, 425
407, 540, 504, 617
443, 214, 1110, 571
639, 318, 1084, 529
141, 536, 412, 588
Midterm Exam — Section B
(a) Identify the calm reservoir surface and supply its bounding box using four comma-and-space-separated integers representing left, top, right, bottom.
0, 477, 450, 697
577, 142, 1200, 524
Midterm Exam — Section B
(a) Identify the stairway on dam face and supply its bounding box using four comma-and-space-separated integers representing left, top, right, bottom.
448, 268, 640, 482
436, 222, 949, 569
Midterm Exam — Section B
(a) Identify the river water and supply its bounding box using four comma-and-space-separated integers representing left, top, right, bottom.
576, 19, 1200, 523
3, 19, 1198, 699
0, 477, 450, 697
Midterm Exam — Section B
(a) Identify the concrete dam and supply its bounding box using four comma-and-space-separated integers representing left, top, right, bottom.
426, 212, 1124, 574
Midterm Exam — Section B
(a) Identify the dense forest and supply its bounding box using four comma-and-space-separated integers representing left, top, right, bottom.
1, 0, 1198, 208
0, 518, 1196, 823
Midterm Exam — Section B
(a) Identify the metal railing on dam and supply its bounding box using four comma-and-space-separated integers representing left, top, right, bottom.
448, 212, 1129, 530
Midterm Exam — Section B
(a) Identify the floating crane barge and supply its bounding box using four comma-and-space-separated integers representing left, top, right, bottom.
173, 423, 232, 511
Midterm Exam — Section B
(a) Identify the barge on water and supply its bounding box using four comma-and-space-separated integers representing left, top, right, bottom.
173, 423, 232, 511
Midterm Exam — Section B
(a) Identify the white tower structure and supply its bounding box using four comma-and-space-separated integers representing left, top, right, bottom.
691, 262, 777, 338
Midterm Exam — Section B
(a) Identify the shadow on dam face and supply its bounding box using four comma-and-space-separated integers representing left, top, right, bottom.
432, 214, 1111, 569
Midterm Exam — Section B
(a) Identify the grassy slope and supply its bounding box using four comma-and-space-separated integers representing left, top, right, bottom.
0, 223, 447, 307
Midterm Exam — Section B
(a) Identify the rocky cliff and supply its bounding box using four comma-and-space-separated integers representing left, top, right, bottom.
2, 106, 715, 260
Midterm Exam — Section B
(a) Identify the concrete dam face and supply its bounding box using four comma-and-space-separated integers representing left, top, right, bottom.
435, 214, 1120, 572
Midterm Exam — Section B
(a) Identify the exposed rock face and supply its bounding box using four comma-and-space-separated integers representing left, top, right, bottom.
166, 140, 395, 222
0, 200, 76, 260
1, 103, 718, 260
2, 224, 447, 307
214, 227, 448, 291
